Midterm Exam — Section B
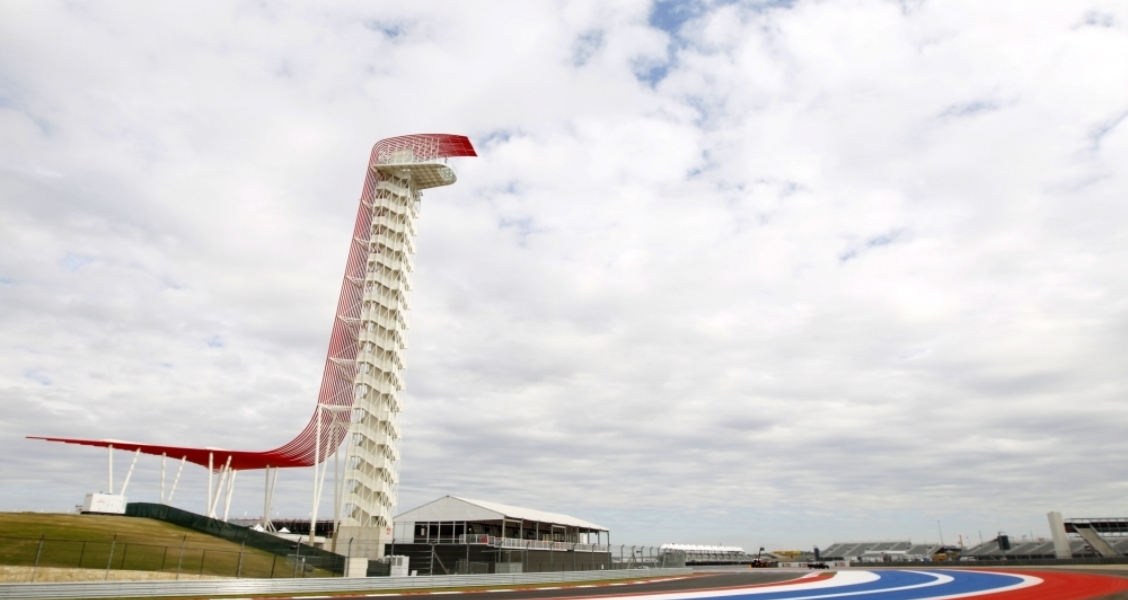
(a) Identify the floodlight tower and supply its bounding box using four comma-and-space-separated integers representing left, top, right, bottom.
331, 134, 476, 557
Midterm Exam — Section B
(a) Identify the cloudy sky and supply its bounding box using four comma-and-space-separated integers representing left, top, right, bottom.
2, 0, 1127, 551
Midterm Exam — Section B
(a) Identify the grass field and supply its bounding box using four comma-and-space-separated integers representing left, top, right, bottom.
0, 512, 331, 578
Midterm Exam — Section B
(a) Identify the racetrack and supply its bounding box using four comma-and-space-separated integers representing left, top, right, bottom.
330, 568, 1128, 600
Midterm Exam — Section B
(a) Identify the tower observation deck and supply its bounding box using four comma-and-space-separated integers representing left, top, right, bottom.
30, 134, 477, 559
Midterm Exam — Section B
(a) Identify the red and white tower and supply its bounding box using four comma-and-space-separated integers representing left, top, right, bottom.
31, 134, 477, 559
328, 134, 476, 556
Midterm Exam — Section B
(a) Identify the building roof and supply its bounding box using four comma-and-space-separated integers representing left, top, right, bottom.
660, 544, 745, 553
395, 496, 607, 531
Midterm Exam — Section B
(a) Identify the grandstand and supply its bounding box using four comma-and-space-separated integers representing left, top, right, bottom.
961, 538, 1083, 559
963, 532, 1128, 560
658, 544, 751, 565
1065, 518, 1128, 557
821, 541, 942, 562
387, 496, 612, 575
962, 517, 1128, 560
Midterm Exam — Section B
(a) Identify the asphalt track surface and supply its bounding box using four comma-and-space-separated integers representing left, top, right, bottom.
324, 568, 1128, 600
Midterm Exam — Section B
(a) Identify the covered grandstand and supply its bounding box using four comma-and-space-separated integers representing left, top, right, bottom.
387, 496, 612, 574
393, 496, 608, 546
963, 518, 1128, 560
659, 544, 751, 565
960, 538, 1096, 560
821, 541, 944, 562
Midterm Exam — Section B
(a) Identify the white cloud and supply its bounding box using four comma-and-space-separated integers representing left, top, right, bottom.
2, 0, 1127, 550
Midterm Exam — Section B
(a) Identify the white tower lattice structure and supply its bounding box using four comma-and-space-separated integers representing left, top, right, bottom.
333, 134, 476, 557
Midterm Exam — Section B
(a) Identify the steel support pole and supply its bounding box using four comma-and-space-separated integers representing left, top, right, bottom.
168, 456, 186, 505
210, 466, 225, 518
107, 445, 114, 494
119, 449, 141, 496
262, 467, 271, 529
314, 434, 332, 531
309, 404, 321, 545
222, 470, 238, 522
207, 452, 214, 515
267, 467, 279, 531
209, 456, 231, 518
175, 535, 186, 580
30, 536, 43, 583
105, 535, 117, 580
333, 445, 340, 551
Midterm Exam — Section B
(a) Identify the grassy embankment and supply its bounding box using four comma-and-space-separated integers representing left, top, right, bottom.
0, 512, 330, 578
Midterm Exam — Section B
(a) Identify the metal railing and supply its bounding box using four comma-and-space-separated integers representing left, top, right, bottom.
0, 567, 692, 599
0, 535, 336, 582
455, 535, 609, 552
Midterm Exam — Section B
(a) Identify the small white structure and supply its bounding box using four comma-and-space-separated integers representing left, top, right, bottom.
81, 493, 126, 515
389, 555, 409, 577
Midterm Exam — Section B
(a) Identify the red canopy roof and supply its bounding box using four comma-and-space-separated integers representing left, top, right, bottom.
29, 134, 476, 472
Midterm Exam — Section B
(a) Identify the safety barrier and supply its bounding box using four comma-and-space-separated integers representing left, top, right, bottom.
124, 503, 345, 574
0, 567, 692, 599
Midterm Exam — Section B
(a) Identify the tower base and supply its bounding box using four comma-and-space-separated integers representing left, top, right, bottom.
335, 525, 390, 560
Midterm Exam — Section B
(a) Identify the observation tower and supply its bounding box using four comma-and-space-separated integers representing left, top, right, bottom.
31, 134, 477, 559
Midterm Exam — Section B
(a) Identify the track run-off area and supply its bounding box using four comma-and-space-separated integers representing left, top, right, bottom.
330, 569, 1128, 600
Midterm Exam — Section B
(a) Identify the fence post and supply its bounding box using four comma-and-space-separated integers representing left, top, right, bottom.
104, 535, 117, 581
29, 535, 44, 582
199, 550, 206, 576
119, 543, 129, 571
78, 541, 86, 570
270, 554, 277, 578
236, 541, 245, 578
175, 535, 186, 580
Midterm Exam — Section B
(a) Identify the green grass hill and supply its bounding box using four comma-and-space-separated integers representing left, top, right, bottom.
0, 512, 321, 578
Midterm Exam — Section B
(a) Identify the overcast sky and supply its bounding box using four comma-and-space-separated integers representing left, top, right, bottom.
2, 0, 1127, 551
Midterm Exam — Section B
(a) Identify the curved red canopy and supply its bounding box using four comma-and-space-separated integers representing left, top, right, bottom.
29, 134, 476, 472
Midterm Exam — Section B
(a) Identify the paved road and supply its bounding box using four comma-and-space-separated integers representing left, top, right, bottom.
324, 566, 1128, 600
329, 567, 1128, 600
333, 571, 803, 600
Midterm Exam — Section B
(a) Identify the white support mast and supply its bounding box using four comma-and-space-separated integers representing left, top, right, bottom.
119, 449, 141, 496
167, 456, 186, 504
222, 470, 238, 522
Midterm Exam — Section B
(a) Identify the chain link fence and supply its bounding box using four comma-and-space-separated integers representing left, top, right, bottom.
0, 536, 337, 582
